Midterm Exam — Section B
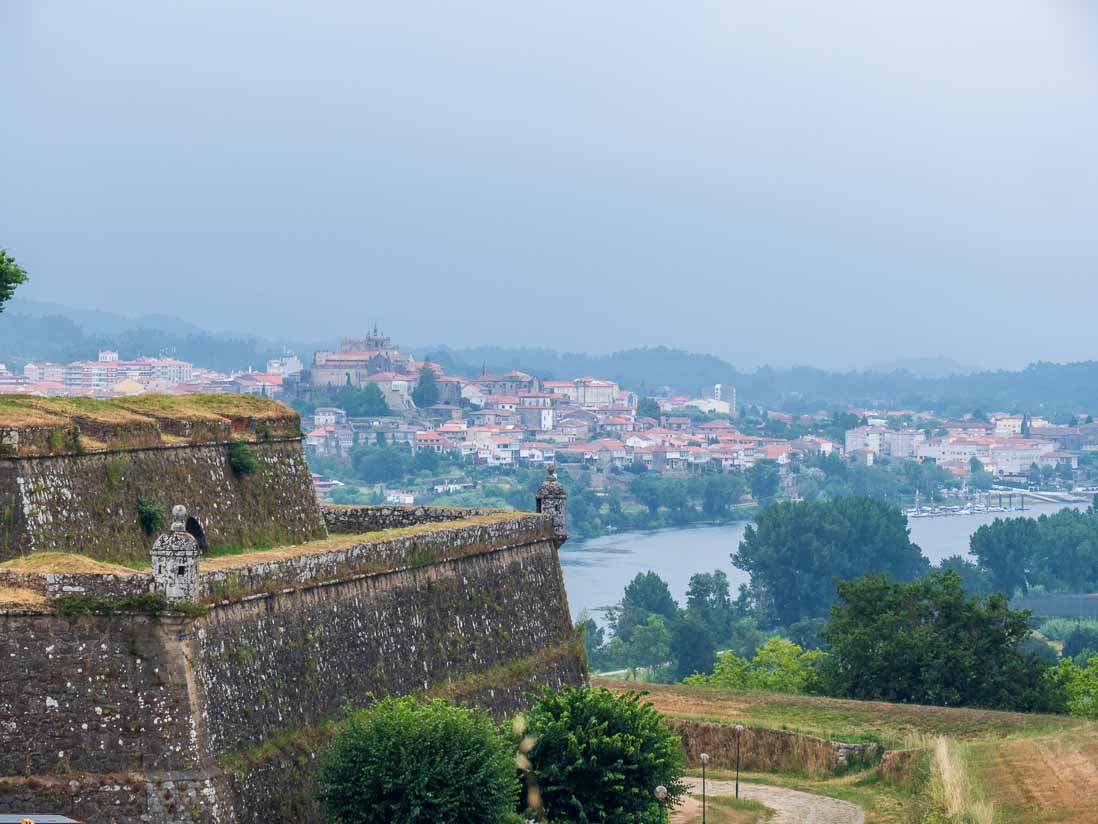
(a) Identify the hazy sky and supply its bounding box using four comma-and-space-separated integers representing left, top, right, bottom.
2, 1, 1096, 369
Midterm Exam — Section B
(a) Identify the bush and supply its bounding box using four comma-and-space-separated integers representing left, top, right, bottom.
136, 496, 165, 534
317, 697, 519, 824
1064, 626, 1098, 659
228, 439, 260, 476
523, 686, 687, 824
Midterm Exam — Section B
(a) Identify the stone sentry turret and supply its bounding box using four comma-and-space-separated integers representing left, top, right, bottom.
535, 463, 568, 546
151, 504, 200, 603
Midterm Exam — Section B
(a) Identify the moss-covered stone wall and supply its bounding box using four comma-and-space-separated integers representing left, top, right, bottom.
0, 439, 327, 564
0, 516, 583, 823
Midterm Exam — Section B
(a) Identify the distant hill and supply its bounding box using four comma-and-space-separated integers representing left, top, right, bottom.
0, 300, 324, 374
864, 355, 981, 379
422, 344, 1098, 418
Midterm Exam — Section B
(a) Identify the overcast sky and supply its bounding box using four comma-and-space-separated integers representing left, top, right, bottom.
2, 1, 1096, 369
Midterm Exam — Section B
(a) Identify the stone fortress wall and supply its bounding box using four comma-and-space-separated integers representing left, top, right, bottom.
0, 398, 583, 822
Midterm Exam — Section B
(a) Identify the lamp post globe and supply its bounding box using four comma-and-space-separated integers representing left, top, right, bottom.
655, 785, 668, 824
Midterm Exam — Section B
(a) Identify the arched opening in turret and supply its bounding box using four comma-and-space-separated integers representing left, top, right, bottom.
185, 516, 208, 553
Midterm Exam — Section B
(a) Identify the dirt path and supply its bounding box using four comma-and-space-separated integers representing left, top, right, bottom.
671, 777, 864, 824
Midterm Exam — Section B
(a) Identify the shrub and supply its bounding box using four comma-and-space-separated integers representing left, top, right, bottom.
523, 686, 687, 824
317, 697, 519, 824
228, 439, 260, 476
1064, 625, 1098, 659
136, 496, 166, 534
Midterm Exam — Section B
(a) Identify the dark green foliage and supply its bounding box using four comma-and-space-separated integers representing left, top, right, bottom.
55, 592, 207, 618
733, 497, 929, 626
524, 686, 687, 824
685, 570, 736, 642
136, 496, 166, 534
623, 571, 679, 621
1064, 626, 1098, 660
636, 397, 661, 419
671, 615, 716, 680
968, 506, 1098, 596
702, 473, 747, 516
578, 615, 604, 665
0, 249, 28, 312
411, 362, 440, 408
935, 554, 992, 595
821, 572, 1063, 712
745, 459, 781, 504
351, 444, 412, 483
970, 517, 1039, 596
317, 697, 519, 824
228, 439, 260, 476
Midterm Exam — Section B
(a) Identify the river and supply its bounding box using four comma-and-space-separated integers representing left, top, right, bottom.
559, 502, 1086, 619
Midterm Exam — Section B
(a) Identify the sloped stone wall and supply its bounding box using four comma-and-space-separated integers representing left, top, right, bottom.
0, 517, 583, 823
0, 439, 326, 565
322, 504, 503, 534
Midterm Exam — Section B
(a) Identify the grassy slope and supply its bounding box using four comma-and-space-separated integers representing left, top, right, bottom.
599, 679, 1098, 824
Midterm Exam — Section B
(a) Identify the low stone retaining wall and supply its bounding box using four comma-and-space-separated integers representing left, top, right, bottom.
322, 504, 506, 534
668, 719, 883, 776
0, 569, 151, 600
202, 514, 552, 601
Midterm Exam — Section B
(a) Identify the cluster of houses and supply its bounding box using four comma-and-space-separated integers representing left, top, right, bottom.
4, 350, 303, 399
844, 412, 1098, 479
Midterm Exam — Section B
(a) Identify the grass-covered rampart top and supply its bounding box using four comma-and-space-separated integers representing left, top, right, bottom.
0, 393, 301, 455
0, 512, 540, 575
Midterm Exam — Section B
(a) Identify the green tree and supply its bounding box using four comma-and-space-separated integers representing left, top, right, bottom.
936, 554, 991, 595
820, 572, 1063, 711
411, 362, 439, 408
733, 497, 928, 626
636, 397, 661, 419
1064, 626, 1098, 660
352, 444, 411, 483
746, 459, 781, 504
702, 473, 746, 516
684, 636, 823, 694
1048, 658, 1098, 717
352, 383, 390, 417
622, 571, 679, 621
670, 615, 716, 680
0, 249, 28, 313
970, 517, 1040, 596
578, 614, 605, 665
685, 570, 735, 642
317, 696, 518, 824
524, 686, 687, 824
625, 614, 672, 670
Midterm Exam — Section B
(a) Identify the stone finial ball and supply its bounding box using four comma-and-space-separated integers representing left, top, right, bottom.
172, 504, 188, 520
654, 786, 668, 801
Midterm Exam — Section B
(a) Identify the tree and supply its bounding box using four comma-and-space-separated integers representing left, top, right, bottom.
636, 397, 661, 420
670, 615, 716, 681
820, 572, 1063, 711
355, 383, 390, 417
622, 571, 679, 621
969, 456, 985, 474
733, 497, 928, 626
970, 517, 1040, 596
630, 476, 664, 515
936, 554, 991, 595
411, 362, 439, 408
685, 570, 735, 642
524, 686, 687, 824
0, 249, 28, 313
684, 636, 824, 694
1064, 626, 1098, 660
578, 614, 605, 665
352, 444, 411, 483
702, 473, 746, 516
317, 696, 518, 824
625, 614, 672, 671
746, 459, 781, 504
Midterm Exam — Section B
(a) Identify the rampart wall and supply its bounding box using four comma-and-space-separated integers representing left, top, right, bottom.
0, 511, 584, 823
0, 439, 326, 565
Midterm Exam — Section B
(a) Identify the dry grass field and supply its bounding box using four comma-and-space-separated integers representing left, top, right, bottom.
599, 679, 1098, 823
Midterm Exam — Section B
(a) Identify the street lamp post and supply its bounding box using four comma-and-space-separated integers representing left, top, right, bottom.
655, 785, 668, 824
734, 724, 745, 799
700, 752, 709, 824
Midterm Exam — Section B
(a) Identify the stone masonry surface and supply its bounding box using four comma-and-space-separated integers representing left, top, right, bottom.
0, 439, 327, 564
0, 508, 583, 823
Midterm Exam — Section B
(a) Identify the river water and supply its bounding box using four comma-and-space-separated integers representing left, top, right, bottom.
559, 502, 1085, 619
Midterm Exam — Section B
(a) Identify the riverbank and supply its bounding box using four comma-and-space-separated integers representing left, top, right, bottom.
561, 501, 1086, 619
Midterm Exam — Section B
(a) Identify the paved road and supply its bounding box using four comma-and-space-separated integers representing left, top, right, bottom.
671, 777, 865, 824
